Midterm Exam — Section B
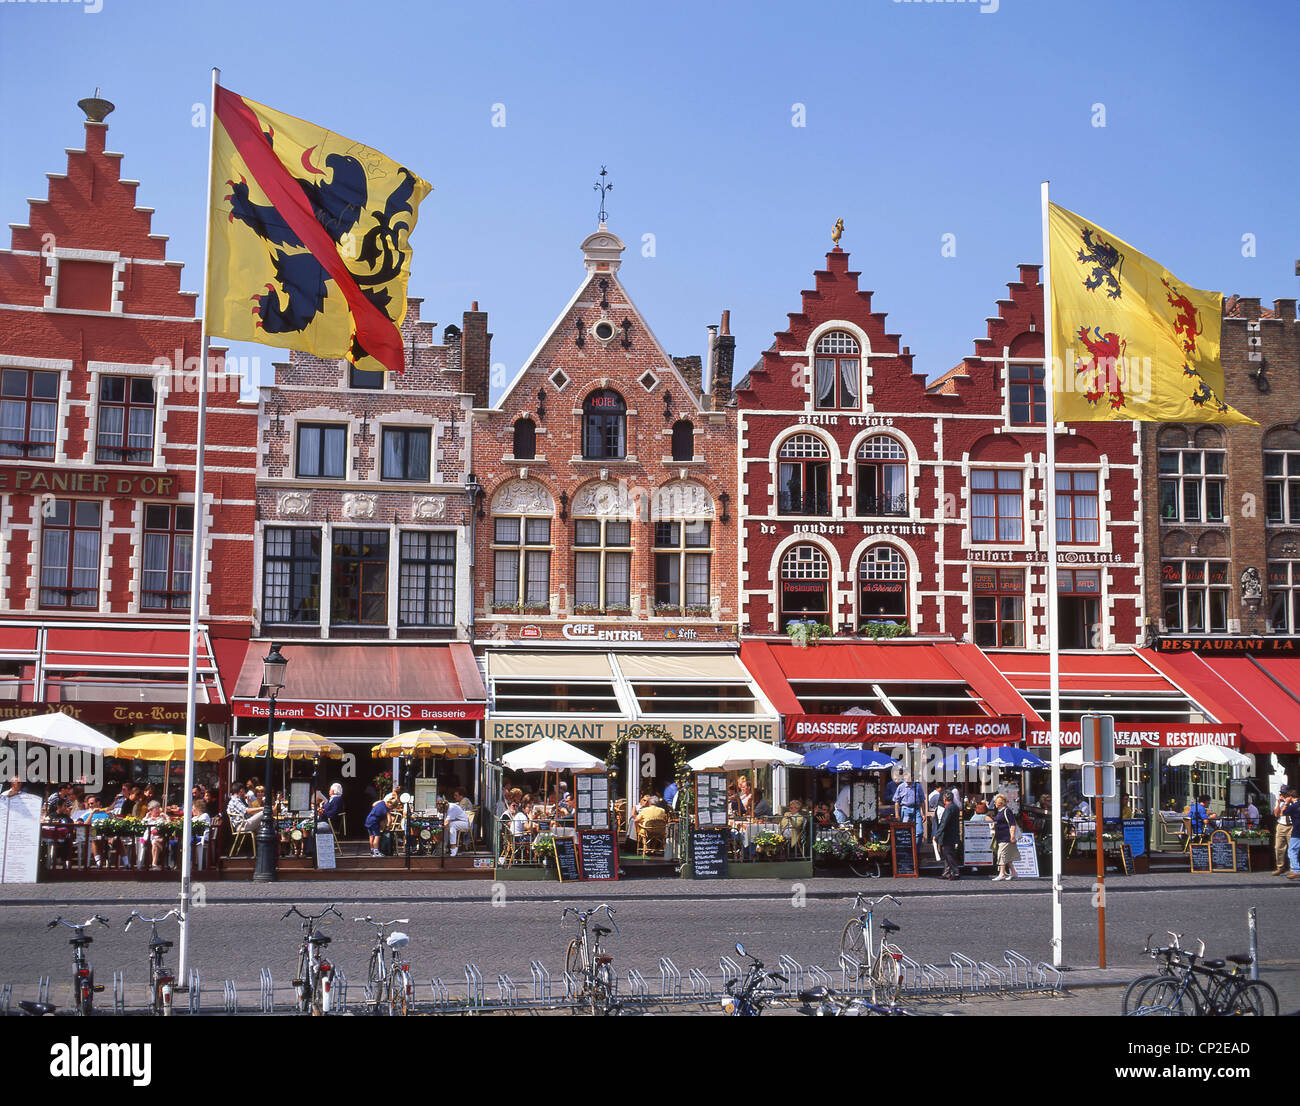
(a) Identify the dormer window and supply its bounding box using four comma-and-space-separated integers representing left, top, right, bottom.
813, 331, 860, 410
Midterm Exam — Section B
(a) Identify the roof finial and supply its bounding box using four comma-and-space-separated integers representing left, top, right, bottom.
594, 165, 613, 225
78, 89, 115, 122
831, 217, 844, 247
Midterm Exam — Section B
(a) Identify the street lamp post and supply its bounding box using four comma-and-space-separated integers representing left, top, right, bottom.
254, 643, 288, 882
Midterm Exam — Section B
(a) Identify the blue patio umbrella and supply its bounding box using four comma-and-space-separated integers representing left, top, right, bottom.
801, 748, 896, 772
965, 746, 1047, 770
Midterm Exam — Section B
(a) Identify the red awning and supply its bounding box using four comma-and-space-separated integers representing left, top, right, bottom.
43, 627, 214, 670
1141, 650, 1299, 756
737, 642, 802, 716
985, 650, 1174, 696
0, 626, 39, 654
231, 641, 487, 719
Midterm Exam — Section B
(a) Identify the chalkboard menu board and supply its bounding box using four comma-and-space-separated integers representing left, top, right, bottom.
1208, 830, 1236, 872
891, 822, 918, 878
1234, 842, 1251, 872
691, 829, 729, 879
1189, 842, 1211, 873
694, 772, 729, 829
577, 830, 619, 881
574, 771, 611, 832
1122, 818, 1146, 858
1117, 842, 1134, 875
554, 836, 580, 882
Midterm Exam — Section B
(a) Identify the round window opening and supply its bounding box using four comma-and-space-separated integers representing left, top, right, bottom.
593, 320, 615, 342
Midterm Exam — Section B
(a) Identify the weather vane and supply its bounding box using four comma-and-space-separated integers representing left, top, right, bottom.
832, 217, 844, 246
594, 166, 613, 224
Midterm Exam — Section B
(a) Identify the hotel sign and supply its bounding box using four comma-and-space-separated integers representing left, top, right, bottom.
0, 465, 179, 500
488, 718, 778, 744
784, 714, 1024, 745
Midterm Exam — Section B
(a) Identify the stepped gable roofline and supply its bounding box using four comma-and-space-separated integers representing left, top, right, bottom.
489, 222, 709, 413
970, 263, 1045, 362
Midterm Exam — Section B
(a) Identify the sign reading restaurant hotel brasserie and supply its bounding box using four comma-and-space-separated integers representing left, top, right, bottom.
784, 715, 1025, 745
0, 464, 179, 499
488, 718, 778, 744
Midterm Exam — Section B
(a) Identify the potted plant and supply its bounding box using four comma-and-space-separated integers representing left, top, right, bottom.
491, 602, 521, 615
653, 601, 680, 616
605, 603, 631, 615
520, 601, 550, 616
531, 833, 557, 873
857, 621, 910, 640
685, 604, 711, 618
786, 618, 833, 648
754, 830, 784, 858
574, 603, 600, 616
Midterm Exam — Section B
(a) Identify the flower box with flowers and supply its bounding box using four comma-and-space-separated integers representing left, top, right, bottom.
574, 603, 601, 616
100, 817, 145, 837
492, 603, 521, 615
754, 830, 785, 857
520, 602, 550, 616
813, 831, 870, 865
605, 604, 632, 615
685, 604, 711, 618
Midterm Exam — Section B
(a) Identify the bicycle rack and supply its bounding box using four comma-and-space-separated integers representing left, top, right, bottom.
1034, 962, 1064, 992
465, 962, 484, 1008
112, 970, 125, 1014
896, 952, 925, 993
562, 970, 580, 1000
222, 979, 238, 1014
718, 954, 741, 992
429, 976, 449, 1008
838, 953, 864, 993
0, 983, 10, 1016
919, 962, 950, 991
529, 960, 552, 1002
1003, 950, 1032, 989
659, 957, 681, 1000
687, 966, 711, 999
187, 969, 201, 1015
950, 952, 978, 992
259, 968, 274, 1012
625, 967, 649, 1000
806, 963, 833, 990
777, 954, 804, 994
975, 961, 1007, 991
496, 973, 519, 1005
38, 976, 50, 1005
335, 969, 349, 1007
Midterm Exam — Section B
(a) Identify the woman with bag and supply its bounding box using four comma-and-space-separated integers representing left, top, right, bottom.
987, 793, 1020, 881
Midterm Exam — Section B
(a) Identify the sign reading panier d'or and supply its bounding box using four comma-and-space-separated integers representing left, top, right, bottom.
487, 718, 778, 744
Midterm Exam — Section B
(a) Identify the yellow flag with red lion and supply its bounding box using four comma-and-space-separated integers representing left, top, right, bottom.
205, 87, 431, 374
1048, 203, 1255, 425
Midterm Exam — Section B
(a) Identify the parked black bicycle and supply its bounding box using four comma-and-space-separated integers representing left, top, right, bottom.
1126, 933, 1277, 1016
284, 904, 342, 1015
47, 915, 109, 1016
125, 908, 181, 1016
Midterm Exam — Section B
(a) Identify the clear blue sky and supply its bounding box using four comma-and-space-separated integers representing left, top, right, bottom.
2, 0, 1297, 396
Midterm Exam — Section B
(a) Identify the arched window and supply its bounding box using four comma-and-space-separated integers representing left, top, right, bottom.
671, 419, 694, 461
855, 436, 907, 517
858, 545, 908, 627
813, 331, 860, 410
1264, 427, 1300, 525
582, 389, 626, 460
779, 544, 831, 628
777, 434, 831, 516
1158, 425, 1225, 523
512, 417, 536, 460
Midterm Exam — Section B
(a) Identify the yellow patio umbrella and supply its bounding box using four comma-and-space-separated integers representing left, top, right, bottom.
238, 729, 345, 760
371, 729, 478, 758
112, 731, 225, 808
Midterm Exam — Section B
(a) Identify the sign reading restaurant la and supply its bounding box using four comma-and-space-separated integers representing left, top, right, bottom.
0, 464, 178, 499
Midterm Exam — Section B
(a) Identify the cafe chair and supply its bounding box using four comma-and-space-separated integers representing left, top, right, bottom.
228, 823, 256, 858
637, 820, 666, 856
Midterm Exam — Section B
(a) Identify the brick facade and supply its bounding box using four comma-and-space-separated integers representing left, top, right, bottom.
0, 107, 255, 634
470, 224, 739, 645
1142, 295, 1300, 638
736, 246, 1143, 650
254, 300, 477, 640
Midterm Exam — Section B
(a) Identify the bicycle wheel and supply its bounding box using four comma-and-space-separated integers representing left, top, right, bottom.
76, 977, 92, 1017
296, 950, 312, 1014
871, 945, 903, 1005
564, 939, 583, 983
367, 951, 385, 1014
1129, 978, 1198, 1016
1121, 973, 1168, 1016
1221, 979, 1278, 1017
840, 919, 867, 973
389, 970, 412, 1016
593, 962, 617, 1016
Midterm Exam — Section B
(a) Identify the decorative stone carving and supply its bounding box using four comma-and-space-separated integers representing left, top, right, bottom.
572, 480, 634, 518
1241, 566, 1262, 601
277, 491, 311, 518
652, 479, 714, 520
342, 492, 378, 521
412, 495, 447, 521
491, 478, 554, 515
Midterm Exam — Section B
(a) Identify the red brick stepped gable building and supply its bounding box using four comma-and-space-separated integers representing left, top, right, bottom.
0, 98, 255, 741
470, 223, 739, 643
735, 242, 1143, 660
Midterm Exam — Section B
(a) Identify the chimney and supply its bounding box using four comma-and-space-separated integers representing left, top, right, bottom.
461, 302, 492, 407
702, 324, 718, 396
711, 310, 735, 405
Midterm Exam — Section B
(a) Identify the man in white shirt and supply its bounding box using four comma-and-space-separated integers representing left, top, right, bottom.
440, 797, 471, 856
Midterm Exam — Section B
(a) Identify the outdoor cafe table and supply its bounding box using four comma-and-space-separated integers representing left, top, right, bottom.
730, 818, 782, 848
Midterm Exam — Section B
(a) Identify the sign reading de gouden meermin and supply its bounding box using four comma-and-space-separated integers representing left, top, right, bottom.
1048, 203, 1255, 426
206, 87, 431, 375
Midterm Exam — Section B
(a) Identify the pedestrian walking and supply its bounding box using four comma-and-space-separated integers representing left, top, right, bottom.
1282, 788, 1300, 880
936, 789, 962, 880
1274, 787, 1295, 875
988, 793, 1020, 881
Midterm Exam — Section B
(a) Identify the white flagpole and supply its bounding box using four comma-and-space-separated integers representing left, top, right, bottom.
179, 65, 220, 986
1041, 181, 1065, 967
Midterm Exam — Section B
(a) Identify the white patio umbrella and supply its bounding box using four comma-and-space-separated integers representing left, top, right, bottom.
1059, 748, 1135, 768
2, 713, 117, 753
687, 738, 805, 772
501, 738, 606, 773
1165, 744, 1251, 770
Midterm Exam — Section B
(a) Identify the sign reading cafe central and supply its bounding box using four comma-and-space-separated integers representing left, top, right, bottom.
488, 719, 778, 744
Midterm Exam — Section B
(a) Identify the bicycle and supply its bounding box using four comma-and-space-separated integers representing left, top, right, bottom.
796, 983, 916, 1016
721, 943, 787, 1016
356, 915, 414, 1016
284, 904, 342, 1015
839, 892, 904, 1004
48, 915, 109, 1016
125, 908, 181, 1016
1128, 938, 1277, 1016
561, 903, 619, 1015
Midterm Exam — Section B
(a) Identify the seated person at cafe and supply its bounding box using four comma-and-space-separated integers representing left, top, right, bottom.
365, 793, 395, 857
504, 801, 531, 843
811, 801, 834, 829
439, 797, 471, 856
634, 795, 668, 840
1185, 794, 1215, 835
316, 782, 344, 832
780, 799, 807, 849
226, 787, 263, 835
751, 788, 773, 818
